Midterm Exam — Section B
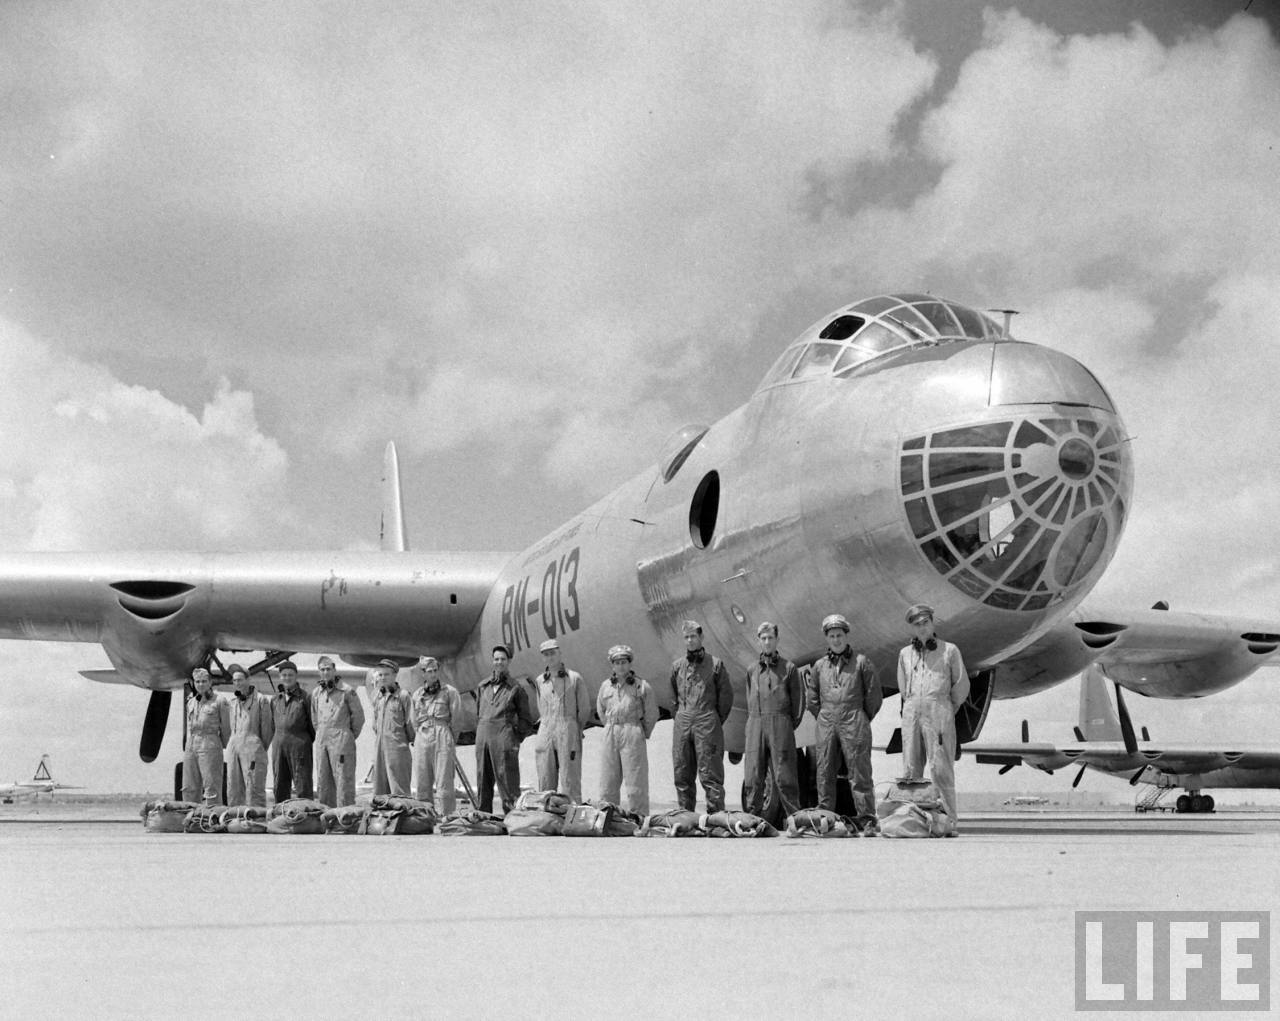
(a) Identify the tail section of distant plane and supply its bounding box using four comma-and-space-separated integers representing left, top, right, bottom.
1078, 665, 1122, 742
31, 754, 53, 783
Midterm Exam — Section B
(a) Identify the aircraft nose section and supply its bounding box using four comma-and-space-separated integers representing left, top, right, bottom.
900, 347, 1132, 612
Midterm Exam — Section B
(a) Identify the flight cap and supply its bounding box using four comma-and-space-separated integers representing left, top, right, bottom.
227, 663, 248, 679
608, 645, 633, 662
491, 644, 511, 659
192, 667, 211, 681
680, 620, 702, 637
376, 658, 400, 673
539, 639, 560, 654
418, 656, 439, 670
821, 613, 850, 634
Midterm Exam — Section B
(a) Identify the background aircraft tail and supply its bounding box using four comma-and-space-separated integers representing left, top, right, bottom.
1078, 665, 1123, 741
31, 754, 53, 782
380, 441, 409, 552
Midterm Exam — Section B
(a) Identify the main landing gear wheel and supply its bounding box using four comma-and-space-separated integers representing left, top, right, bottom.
1175, 794, 1191, 813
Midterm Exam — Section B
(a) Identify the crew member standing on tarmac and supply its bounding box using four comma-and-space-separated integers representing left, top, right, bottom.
311, 655, 365, 807
534, 638, 592, 802
475, 645, 536, 814
898, 603, 969, 835
371, 659, 414, 797
410, 657, 461, 814
182, 667, 231, 807
742, 622, 804, 820
271, 661, 314, 801
667, 620, 734, 813
805, 614, 882, 832
596, 645, 658, 816
227, 664, 274, 808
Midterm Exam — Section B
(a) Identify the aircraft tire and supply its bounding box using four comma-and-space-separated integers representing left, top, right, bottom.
1175, 794, 1190, 813
1189, 794, 1206, 813
1202, 794, 1215, 813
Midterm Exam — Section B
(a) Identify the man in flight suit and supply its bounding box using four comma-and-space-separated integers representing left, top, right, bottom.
596, 645, 658, 816
475, 645, 536, 814
667, 620, 733, 813
742, 621, 804, 820
311, 655, 365, 807
182, 667, 230, 807
227, 664, 274, 808
898, 603, 969, 833
271, 660, 314, 801
533, 638, 593, 802
370, 659, 414, 797
410, 656, 461, 814
805, 613, 882, 830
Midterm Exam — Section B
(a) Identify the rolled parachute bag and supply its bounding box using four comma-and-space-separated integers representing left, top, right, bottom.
322, 805, 368, 835
514, 790, 573, 816
879, 802, 936, 838
141, 800, 198, 833
437, 809, 507, 836
879, 778, 942, 815
267, 798, 326, 835
700, 810, 778, 838
784, 808, 855, 838
503, 808, 565, 836
222, 805, 269, 834
639, 809, 705, 837
561, 803, 610, 836
585, 800, 641, 837
183, 804, 230, 833
363, 795, 438, 835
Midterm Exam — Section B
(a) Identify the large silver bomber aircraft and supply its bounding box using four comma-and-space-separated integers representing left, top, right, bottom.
0, 293, 1276, 773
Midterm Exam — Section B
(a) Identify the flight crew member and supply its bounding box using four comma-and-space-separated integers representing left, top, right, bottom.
667, 620, 734, 813
898, 603, 969, 833
533, 638, 593, 802
271, 660, 315, 801
227, 664, 274, 808
312, 655, 365, 807
370, 659, 414, 797
596, 645, 658, 816
182, 667, 231, 807
805, 614, 882, 829
742, 621, 804, 820
410, 657, 461, 814
475, 645, 536, 814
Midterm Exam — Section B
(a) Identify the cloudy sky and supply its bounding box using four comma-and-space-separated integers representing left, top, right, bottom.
1, 0, 1278, 797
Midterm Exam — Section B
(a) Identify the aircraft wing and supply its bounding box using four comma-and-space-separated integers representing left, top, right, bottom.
0, 550, 513, 689
998, 602, 1280, 699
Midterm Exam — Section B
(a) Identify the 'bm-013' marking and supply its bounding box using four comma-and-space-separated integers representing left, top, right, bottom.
502, 546, 581, 653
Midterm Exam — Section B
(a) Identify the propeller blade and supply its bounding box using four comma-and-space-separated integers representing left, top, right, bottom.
999, 764, 1015, 775
1113, 682, 1138, 755
1129, 767, 1147, 787
1021, 719, 1029, 743
1141, 726, 1150, 742
139, 690, 171, 763
1072, 764, 1087, 789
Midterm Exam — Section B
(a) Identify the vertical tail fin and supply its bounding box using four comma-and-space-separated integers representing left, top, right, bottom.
31, 754, 53, 782
380, 441, 409, 552
1078, 665, 1122, 742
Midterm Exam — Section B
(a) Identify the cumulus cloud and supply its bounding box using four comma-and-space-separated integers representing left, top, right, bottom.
0, 317, 301, 551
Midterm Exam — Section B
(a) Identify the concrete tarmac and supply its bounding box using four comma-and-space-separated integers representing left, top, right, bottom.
1, 812, 1277, 1020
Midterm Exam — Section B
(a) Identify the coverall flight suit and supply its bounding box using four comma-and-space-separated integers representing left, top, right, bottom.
475, 674, 535, 814
533, 666, 593, 802
371, 682, 415, 797
182, 693, 231, 806
411, 681, 461, 814
271, 686, 315, 801
596, 673, 658, 816
228, 686, 275, 807
898, 639, 969, 824
312, 682, 365, 807
806, 650, 882, 821
742, 652, 804, 819
668, 652, 734, 812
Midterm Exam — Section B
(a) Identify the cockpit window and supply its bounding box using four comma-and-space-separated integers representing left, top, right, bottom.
789, 342, 845, 379
756, 293, 1002, 393
818, 315, 865, 341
